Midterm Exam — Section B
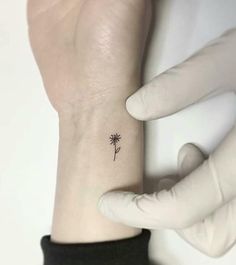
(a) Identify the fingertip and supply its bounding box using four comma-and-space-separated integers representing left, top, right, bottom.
98, 191, 136, 222
178, 143, 205, 162
126, 93, 147, 121
98, 191, 116, 219
126, 80, 178, 121
178, 143, 206, 178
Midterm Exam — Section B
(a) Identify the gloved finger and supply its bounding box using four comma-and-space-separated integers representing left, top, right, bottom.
178, 143, 206, 179
176, 198, 236, 257
157, 143, 205, 193
157, 144, 205, 199
126, 28, 236, 121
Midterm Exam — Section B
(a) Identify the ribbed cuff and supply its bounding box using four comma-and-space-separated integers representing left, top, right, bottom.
41, 229, 151, 265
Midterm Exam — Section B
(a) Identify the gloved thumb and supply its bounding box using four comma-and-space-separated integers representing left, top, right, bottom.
178, 143, 206, 179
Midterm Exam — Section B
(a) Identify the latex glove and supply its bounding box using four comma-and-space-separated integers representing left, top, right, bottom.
98, 28, 236, 257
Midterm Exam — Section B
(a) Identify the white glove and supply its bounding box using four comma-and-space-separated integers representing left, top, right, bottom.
98, 28, 236, 257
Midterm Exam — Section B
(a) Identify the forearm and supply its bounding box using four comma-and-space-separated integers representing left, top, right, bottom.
51, 82, 144, 243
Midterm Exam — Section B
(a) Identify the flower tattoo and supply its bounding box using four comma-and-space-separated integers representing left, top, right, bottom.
109, 133, 121, 161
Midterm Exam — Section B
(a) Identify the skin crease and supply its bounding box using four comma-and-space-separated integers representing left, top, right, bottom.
27, 0, 152, 243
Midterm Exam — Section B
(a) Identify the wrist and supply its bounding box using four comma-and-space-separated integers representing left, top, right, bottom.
56, 89, 144, 185
57, 98, 143, 178
57, 80, 141, 140
51, 82, 144, 242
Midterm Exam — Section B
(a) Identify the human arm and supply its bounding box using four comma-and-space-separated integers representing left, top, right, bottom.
27, 0, 151, 243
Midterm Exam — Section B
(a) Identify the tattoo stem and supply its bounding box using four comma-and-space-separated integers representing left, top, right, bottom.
113, 143, 116, 161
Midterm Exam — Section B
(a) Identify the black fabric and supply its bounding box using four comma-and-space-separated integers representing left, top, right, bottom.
41, 229, 151, 265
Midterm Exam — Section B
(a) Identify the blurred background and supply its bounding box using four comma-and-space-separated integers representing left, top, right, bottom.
0, 0, 236, 264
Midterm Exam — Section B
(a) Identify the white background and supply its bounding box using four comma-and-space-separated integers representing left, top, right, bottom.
0, 0, 236, 264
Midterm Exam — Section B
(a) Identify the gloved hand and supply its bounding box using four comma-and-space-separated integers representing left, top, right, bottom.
98, 28, 236, 257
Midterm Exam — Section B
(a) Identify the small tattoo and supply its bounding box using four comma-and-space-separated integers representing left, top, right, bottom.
109, 133, 121, 161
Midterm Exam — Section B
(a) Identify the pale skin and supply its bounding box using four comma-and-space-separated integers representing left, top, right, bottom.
27, 0, 151, 243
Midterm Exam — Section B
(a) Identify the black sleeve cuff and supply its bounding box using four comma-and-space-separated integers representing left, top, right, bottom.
41, 229, 151, 265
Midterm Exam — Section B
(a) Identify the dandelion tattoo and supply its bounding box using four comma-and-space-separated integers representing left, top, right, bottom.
109, 133, 121, 161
